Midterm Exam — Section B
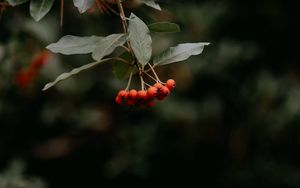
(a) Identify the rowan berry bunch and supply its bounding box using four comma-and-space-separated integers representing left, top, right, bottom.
8, 0, 209, 104
115, 79, 175, 107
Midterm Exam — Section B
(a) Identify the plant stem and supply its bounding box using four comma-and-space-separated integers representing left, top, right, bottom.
120, 45, 130, 52
144, 71, 158, 82
125, 72, 133, 91
112, 57, 131, 64
148, 63, 161, 83
116, 0, 128, 33
116, 0, 143, 85
140, 73, 145, 90
101, 0, 119, 16
144, 82, 151, 88
95, 0, 105, 14
116, 0, 135, 57
60, 0, 64, 27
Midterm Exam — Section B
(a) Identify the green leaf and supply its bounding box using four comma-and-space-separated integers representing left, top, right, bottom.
6, 0, 29, 6
148, 22, 180, 33
153, 42, 210, 66
30, 0, 55, 22
92, 33, 128, 61
73, 0, 95, 14
141, 0, 161, 11
46, 35, 104, 55
42, 58, 111, 91
128, 13, 152, 66
113, 52, 136, 80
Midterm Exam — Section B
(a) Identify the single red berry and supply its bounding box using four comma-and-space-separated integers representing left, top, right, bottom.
115, 96, 122, 105
147, 86, 157, 99
137, 90, 147, 102
166, 79, 176, 91
161, 86, 170, 97
156, 86, 170, 100
128, 89, 137, 100
153, 83, 163, 90
118, 90, 128, 100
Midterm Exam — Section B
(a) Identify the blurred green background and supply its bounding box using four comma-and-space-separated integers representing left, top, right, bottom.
1, 0, 299, 187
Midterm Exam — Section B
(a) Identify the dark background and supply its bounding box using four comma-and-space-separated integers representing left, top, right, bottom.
0, 0, 300, 187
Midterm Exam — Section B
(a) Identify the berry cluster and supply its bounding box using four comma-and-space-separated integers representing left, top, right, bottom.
15, 50, 50, 88
115, 79, 175, 107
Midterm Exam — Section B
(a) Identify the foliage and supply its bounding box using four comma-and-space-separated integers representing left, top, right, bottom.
0, 0, 299, 187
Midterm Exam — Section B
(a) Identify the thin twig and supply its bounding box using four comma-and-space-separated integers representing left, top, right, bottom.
144, 71, 158, 82
125, 72, 133, 90
148, 63, 162, 83
116, 0, 128, 32
120, 45, 130, 53
101, 0, 119, 16
140, 73, 145, 90
144, 82, 151, 88
116, 0, 134, 55
60, 0, 64, 27
112, 57, 131, 64
95, 0, 104, 14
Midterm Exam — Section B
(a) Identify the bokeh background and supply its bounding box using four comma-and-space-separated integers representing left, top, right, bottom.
1, 0, 299, 187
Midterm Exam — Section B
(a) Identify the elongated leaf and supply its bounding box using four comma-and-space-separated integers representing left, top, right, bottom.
92, 33, 128, 61
42, 58, 111, 91
153, 42, 210, 66
30, 0, 55, 22
46, 35, 104, 55
73, 0, 95, 14
148, 22, 180, 33
113, 52, 136, 80
6, 0, 29, 6
142, 0, 161, 11
128, 13, 152, 66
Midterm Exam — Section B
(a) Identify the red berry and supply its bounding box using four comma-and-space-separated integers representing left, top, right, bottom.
128, 89, 137, 100
161, 86, 170, 97
115, 96, 122, 105
156, 86, 170, 100
153, 83, 163, 90
147, 86, 157, 99
137, 90, 147, 102
118, 90, 128, 100
166, 79, 176, 91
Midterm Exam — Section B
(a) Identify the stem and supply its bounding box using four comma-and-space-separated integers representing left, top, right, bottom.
125, 72, 133, 91
95, 0, 104, 14
111, 57, 131, 64
120, 45, 130, 53
116, 0, 143, 88
144, 71, 158, 82
116, 0, 134, 55
116, 0, 128, 33
60, 0, 64, 27
140, 74, 145, 90
148, 63, 161, 83
144, 82, 151, 88
101, 0, 119, 16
